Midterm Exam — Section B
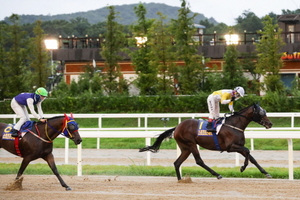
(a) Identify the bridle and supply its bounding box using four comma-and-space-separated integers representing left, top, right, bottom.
28, 115, 79, 143
223, 104, 268, 132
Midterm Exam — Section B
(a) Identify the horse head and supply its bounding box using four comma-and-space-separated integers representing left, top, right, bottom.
63, 114, 82, 145
251, 103, 273, 129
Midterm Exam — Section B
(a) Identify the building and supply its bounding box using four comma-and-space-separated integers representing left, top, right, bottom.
50, 16, 300, 92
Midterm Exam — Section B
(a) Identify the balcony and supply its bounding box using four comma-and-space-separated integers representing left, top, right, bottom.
52, 32, 300, 61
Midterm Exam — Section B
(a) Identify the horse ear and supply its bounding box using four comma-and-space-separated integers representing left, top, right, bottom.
64, 113, 69, 120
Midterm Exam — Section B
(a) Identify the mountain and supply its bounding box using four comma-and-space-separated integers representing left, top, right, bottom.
3, 3, 218, 25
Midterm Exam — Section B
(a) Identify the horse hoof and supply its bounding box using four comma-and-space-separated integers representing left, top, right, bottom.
217, 175, 223, 179
65, 186, 72, 191
240, 166, 245, 172
265, 174, 272, 179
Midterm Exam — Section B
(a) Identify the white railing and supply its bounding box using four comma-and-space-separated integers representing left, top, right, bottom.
1, 113, 300, 180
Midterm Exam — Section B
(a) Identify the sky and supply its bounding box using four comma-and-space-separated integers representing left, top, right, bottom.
1, 0, 299, 25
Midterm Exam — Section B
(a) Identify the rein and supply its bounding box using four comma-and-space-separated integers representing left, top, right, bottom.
27, 118, 70, 143
223, 111, 253, 132
223, 105, 264, 132
222, 123, 244, 132
26, 128, 53, 143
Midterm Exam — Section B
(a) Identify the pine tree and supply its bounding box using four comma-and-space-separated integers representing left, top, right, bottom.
0, 22, 7, 99
101, 6, 128, 95
222, 44, 247, 89
170, 0, 203, 94
129, 3, 157, 95
6, 14, 30, 96
147, 12, 176, 95
29, 20, 50, 89
255, 15, 285, 93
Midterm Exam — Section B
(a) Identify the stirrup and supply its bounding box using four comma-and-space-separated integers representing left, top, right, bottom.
11, 129, 19, 137
207, 128, 216, 132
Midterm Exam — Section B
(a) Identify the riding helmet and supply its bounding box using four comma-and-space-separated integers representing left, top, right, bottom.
234, 86, 245, 97
35, 87, 48, 97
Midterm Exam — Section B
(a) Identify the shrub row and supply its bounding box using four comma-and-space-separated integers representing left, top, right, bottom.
1, 92, 299, 114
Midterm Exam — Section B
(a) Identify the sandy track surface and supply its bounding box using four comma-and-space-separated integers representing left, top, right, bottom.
1, 175, 300, 200
1, 149, 300, 199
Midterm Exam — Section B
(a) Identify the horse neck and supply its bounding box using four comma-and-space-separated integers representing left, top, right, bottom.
229, 108, 254, 130
39, 117, 65, 141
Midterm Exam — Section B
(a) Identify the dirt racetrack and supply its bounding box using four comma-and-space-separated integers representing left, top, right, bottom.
1, 149, 300, 199
1, 175, 300, 200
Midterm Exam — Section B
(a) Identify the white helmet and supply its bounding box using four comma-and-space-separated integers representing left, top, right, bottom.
234, 86, 245, 97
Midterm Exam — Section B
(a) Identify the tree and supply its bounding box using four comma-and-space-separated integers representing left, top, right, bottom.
235, 10, 263, 33
147, 12, 177, 95
255, 15, 285, 93
281, 9, 300, 14
199, 19, 214, 33
100, 6, 128, 95
87, 21, 107, 37
240, 52, 260, 95
222, 44, 247, 89
0, 22, 8, 99
5, 14, 30, 97
29, 20, 50, 89
129, 3, 156, 95
70, 17, 91, 37
41, 20, 73, 37
170, 0, 204, 94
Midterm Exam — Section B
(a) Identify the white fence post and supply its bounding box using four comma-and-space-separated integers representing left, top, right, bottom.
64, 138, 69, 164
288, 138, 294, 180
77, 143, 82, 176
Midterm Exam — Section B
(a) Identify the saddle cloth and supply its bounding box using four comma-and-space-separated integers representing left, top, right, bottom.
2, 121, 35, 140
198, 118, 224, 136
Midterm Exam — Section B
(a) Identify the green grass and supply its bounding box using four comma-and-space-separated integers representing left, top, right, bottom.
0, 163, 299, 179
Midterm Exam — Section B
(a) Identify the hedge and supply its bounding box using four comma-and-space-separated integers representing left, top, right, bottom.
1, 92, 299, 114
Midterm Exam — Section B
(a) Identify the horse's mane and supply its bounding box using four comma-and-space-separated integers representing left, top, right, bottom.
48, 116, 65, 120
36, 116, 64, 124
237, 103, 257, 114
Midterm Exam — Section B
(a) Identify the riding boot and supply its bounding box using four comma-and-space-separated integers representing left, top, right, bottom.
11, 129, 19, 137
206, 121, 216, 132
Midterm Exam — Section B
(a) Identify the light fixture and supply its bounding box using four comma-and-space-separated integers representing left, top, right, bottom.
224, 34, 239, 45
44, 39, 58, 50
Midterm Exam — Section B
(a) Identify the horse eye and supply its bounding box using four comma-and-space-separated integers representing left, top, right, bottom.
259, 109, 266, 116
68, 124, 75, 130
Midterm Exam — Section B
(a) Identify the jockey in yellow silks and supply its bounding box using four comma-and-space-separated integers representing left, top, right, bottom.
206, 86, 245, 132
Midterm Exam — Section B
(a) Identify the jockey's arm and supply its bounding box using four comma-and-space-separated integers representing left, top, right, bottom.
36, 101, 44, 119
228, 102, 234, 112
220, 92, 232, 105
26, 98, 41, 120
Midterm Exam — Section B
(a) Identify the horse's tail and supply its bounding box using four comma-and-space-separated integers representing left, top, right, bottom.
139, 127, 176, 153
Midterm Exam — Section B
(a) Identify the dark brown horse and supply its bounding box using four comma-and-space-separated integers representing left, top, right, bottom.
0, 114, 82, 190
140, 103, 273, 180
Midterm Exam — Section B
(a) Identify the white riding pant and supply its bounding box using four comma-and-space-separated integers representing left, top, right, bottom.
10, 98, 31, 131
207, 94, 220, 119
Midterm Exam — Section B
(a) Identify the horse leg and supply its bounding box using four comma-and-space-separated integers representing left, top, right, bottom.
173, 149, 191, 180
227, 144, 250, 172
239, 152, 272, 178
42, 153, 72, 190
15, 157, 32, 180
190, 146, 222, 179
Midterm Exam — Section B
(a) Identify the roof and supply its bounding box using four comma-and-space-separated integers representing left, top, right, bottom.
277, 14, 300, 22
194, 24, 206, 29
